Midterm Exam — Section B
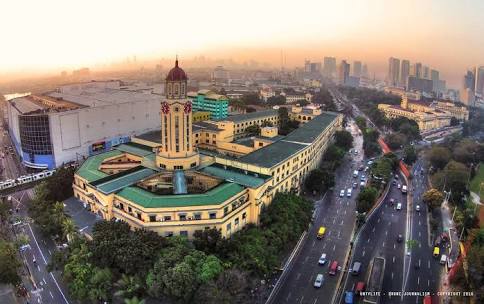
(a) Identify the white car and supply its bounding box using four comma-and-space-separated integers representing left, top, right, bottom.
416, 205, 421, 212
340, 190, 345, 197
397, 184, 401, 189
396, 203, 402, 210
314, 274, 324, 288
318, 253, 327, 265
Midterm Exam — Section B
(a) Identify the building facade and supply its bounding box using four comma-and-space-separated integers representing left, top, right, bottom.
189, 89, 229, 120
6, 81, 161, 169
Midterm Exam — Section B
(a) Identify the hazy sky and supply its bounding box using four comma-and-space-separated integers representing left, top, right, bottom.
1, 0, 483, 87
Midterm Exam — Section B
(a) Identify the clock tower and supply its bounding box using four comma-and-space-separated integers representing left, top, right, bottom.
156, 58, 199, 170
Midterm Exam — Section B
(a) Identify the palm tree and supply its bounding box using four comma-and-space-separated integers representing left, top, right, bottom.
114, 274, 142, 300
61, 217, 76, 241
124, 296, 145, 304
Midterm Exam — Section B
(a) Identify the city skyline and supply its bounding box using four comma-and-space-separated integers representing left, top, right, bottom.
1, 0, 484, 88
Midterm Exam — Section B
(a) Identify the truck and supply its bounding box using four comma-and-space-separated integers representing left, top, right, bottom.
364, 257, 386, 304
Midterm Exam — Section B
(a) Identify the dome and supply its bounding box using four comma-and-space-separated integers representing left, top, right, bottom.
166, 59, 188, 81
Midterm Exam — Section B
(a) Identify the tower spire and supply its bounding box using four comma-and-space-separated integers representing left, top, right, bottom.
175, 54, 178, 67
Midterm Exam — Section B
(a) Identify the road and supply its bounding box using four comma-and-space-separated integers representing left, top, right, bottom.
339, 172, 408, 304
11, 189, 71, 304
272, 119, 365, 304
403, 159, 444, 303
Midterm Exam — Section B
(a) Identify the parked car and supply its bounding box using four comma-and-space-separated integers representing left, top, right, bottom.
329, 261, 338, 275
397, 184, 401, 189
353, 182, 358, 188
416, 205, 421, 212
340, 190, 345, 197
397, 234, 404, 243
396, 203, 402, 210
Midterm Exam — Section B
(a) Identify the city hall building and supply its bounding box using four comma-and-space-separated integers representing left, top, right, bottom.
73, 60, 343, 239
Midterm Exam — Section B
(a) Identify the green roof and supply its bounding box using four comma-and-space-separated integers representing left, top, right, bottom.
240, 112, 339, 168
224, 109, 277, 123
94, 167, 157, 195
76, 150, 123, 182
200, 165, 269, 188
116, 182, 245, 208
116, 143, 153, 157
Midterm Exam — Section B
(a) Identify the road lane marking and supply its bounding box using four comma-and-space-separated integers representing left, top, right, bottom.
296, 273, 301, 280
340, 220, 344, 225
382, 241, 385, 247
428, 260, 430, 269
418, 232, 421, 237
392, 272, 394, 280
344, 210, 347, 215
312, 240, 315, 248
50, 291, 54, 298
417, 277, 420, 285
394, 244, 396, 249
313, 298, 318, 304
385, 231, 388, 236
333, 218, 336, 224
428, 280, 430, 287
286, 293, 292, 302
362, 250, 365, 257
323, 243, 327, 249
300, 295, 304, 304
372, 227, 375, 232
393, 256, 395, 263
304, 256, 309, 263
377, 218, 380, 223
333, 244, 336, 251
367, 238, 370, 243
48, 249, 52, 256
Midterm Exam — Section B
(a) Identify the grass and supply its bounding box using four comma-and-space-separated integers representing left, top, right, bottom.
469, 162, 484, 201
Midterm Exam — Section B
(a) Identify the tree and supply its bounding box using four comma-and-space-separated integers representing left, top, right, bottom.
115, 274, 144, 301
305, 169, 334, 193
334, 130, 353, 151
241, 93, 262, 105
355, 116, 367, 131
90, 220, 166, 276
245, 124, 260, 136
124, 296, 146, 304
267, 95, 286, 106
195, 268, 248, 304
193, 228, 224, 255
323, 144, 345, 165
403, 145, 417, 165
431, 161, 470, 205
422, 188, 444, 210
88, 268, 113, 302
0, 240, 21, 285
385, 132, 407, 150
356, 187, 378, 213
278, 107, 299, 135
427, 146, 451, 170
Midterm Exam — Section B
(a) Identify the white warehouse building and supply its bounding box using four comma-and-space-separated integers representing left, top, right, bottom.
6, 81, 163, 169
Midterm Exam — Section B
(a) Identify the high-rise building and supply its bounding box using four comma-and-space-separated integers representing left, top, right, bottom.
362, 64, 369, 78
407, 76, 433, 93
339, 60, 350, 85
423, 66, 430, 79
414, 62, 422, 78
431, 69, 440, 93
388, 57, 400, 86
400, 59, 410, 87
475, 66, 484, 95
304, 60, 311, 73
323, 57, 337, 77
353, 61, 362, 77
463, 70, 476, 92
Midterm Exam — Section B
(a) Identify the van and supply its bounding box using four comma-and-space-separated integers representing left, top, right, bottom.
440, 254, 447, 265
347, 189, 352, 197
317, 227, 326, 239
353, 170, 358, 178
351, 261, 361, 275
329, 261, 338, 275
433, 246, 440, 257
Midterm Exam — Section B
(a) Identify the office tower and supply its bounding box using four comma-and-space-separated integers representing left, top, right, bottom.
362, 64, 369, 78
475, 66, 484, 95
400, 59, 410, 87
388, 57, 400, 86
339, 60, 350, 85
310, 62, 322, 73
353, 61, 362, 77
407, 76, 433, 93
323, 57, 337, 77
464, 70, 476, 92
304, 60, 311, 73
423, 66, 430, 79
414, 62, 422, 78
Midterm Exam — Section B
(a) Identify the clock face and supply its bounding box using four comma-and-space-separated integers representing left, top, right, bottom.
161, 102, 170, 114
184, 101, 192, 114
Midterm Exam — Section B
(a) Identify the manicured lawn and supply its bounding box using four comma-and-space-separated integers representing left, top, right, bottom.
470, 163, 484, 201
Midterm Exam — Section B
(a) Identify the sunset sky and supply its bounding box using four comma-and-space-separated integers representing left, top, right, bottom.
1, 0, 483, 88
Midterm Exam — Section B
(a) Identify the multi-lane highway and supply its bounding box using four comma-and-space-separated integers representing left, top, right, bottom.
339, 171, 408, 303
272, 119, 365, 304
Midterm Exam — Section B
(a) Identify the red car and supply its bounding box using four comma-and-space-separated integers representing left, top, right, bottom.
329, 261, 338, 275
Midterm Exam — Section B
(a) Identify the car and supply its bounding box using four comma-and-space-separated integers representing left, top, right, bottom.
358, 165, 364, 171
353, 149, 358, 155
392, 180, 397, 185
396, 203, 402, 210
367, 160, 373, 165
416, 205, 421, 212
395, 174, 399, 179
355, 281, 365, 295
314, 274, 324, 288
340, 190, 345, 197
318, 253, 327, 265
329, 261, 338, 275
360, 175, 366, 181
397, 234, 403, 243
389, 198, 395, 205
347, 188, 352, 197
353, 182, 357, 188
397, 184, 401, 189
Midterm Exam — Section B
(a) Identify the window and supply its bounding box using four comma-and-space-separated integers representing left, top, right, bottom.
128, 206, 132, 213
235, 217, 239, 225
194, 213, 201, 220
190, 162, 196, 168
149, 215, 156, 222
224, 206, 229, 215
165, 231, 174, 237
160, 164, 166, 169
209, 212, 217, 219
242, 212, 247, 219
180, 231, 188, 237
163, 215, 172, 221
226, 223, 231, 231
179, 214, 187, 221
